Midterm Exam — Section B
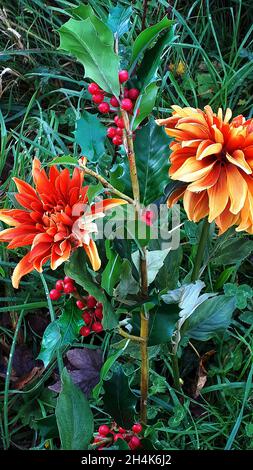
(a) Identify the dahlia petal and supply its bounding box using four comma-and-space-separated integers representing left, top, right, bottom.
177, 123, 210, 139
171, 158, 216, 182
211, 125, 224, 143
0, 209, 30, 226
208, 169, 229, 222
226, 150, 252, 174
226, 164, 248, 214
197, 142, 222, 160
92, 198, 128, 214
83, 239, 101, 271
215, 203, 239, 235
12, 252, 34, 289
224, 108, 232, 123
187, 162, 220, 191
167, 187, 186, 207
51, 242, 71, 270
183, 191, 209, 222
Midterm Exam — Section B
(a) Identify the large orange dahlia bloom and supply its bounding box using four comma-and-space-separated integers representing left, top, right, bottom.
0, 159, 127, 288
157, 105, 253, 234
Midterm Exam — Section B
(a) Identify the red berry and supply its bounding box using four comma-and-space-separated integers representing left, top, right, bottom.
76, 300, 85, 310
87, 295, 97, 308
98, 425, 110, 436
80, 326, 91, 337
118, 427, 126, 434
116, 127, 123, 136
97, 302, 103, 309
92, 322, 103, 333
110, 96, 119, 107
119, 70, 129, 83
94, 307, 103, 320
107, 127, 117, 138
129, 436, 141, 449
98, 102, 110, 113
128, 88, 140, 100
64, 276, 73, 284
49, 289, 61, 301
114, 116, 125, 128
92, 93, 104, 104
112, 135, 123, 146
114, 433, 124, 442
88, 82, 100, 94
121, 98, 133, 112
132, 423, 143, 434
82, 312, 92, 324
64, 282, 76, 294
55, 280, 64, 291
123, 88, 129, 98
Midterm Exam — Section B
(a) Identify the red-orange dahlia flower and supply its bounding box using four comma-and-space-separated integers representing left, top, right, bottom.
0, 159, 127, 288
157, 105, 253, 234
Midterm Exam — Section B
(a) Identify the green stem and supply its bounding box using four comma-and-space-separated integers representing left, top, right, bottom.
191, 218, 210, 282
171, 353, 181, 392
40, 273, 64, 375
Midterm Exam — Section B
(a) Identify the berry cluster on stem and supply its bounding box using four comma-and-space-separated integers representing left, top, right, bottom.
92, 422, 143, 450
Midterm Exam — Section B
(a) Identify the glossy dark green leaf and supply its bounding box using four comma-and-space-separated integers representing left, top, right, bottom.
131, 303, 179, 346
75, 112, 107, 162
58, 18, 120, 95
185, 295, 236, 341
107, 5, 132, 38
65, 249, 117, 329
134, 118, 171, 205
101, 240, 122, 295
72, 4, 113, 45
35, 415, 58, 439
132, 82, 158, 129
211, 238, 253, 265
56, 368, 94, 450
103, 366, 137, 428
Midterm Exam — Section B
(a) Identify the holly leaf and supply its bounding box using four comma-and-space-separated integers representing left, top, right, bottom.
134, 118, 171, 205
65, 249, 117, 329
130, 16, 173, 67
72, 4, 113, 45
107, 5, 132, 38
56, 368, 94, 450
132, 82, 158, 129
101, 240, 123, 295
103, 366, 137, 428
75, 112, 107, 162
58, 18, 120, 95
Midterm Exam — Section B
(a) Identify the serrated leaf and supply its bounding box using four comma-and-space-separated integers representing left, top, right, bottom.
103, 366, 137, 428
133, 118, 171, 205
130, 16, 173, 67
58, 18, 120, 95
87, 182, 104, 203
48, 155, 77, 166
107, 5, 132, 38
65, 248, 117, 329
75, 112, 107, 162
72, 4, 113, 45
185, 295, 236, 341
132, 82, 158, 129
101, 240, 122, 295
37, 302, 83, 367
56, 368, 94, 450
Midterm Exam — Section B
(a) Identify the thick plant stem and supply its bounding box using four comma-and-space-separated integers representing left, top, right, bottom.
191, 218, 210, 282
121, 110, 140, 206
140, 310, 149, 423
171, 353, 181, 392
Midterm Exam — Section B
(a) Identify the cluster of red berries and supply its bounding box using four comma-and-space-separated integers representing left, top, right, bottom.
77, 295, 104, 337
87, 69, 140, 146
49, 276, 76, 300
93, 422, 143, 450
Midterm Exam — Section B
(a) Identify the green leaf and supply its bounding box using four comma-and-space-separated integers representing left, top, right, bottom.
35, 415, 59, 440
133, 118, 170, 205
101, 240, 122, 295
37, 302, 83, 367
224, 283, 253, 309
137, 26, 177, 88
93, 348, 126, 400
103, 366, 137, 428
132, 82, 158, 129
114, 259, 139, 298
197, 73, 216, 99
58, 18, 120, 95
240, 311, 253, 324
211, 237, 253, 266
154, 246, 183, 291
56, 368, 94, 450
71, 4, 114, 46
75, 112, 107, 162
48, 155, 77, 166
131, 303, 179, 346
87, 182, 104, 203
107, 5, 132, 38
130, 16, 173, 67
132, 248, 171, 286
185, 295, 237, 341
65, 249, 117, 329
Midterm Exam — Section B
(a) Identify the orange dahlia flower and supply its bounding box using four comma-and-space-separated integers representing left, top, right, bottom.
0, 159, 127, 288
157, 105, 253, 234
